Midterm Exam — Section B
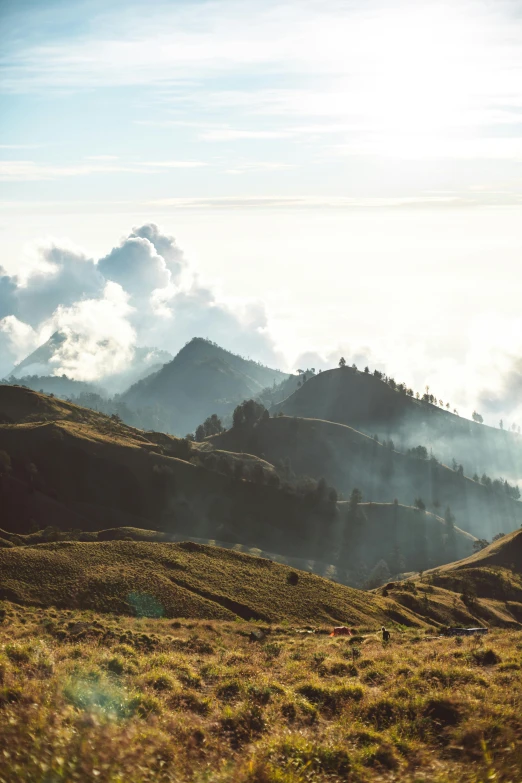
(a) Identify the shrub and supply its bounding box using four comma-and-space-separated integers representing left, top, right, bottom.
471, 648, 501, 666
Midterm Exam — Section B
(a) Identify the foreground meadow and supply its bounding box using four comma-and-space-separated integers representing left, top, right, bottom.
0, 602, 521, 782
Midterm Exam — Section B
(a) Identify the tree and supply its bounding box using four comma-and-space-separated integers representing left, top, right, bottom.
473, 539, 489, 552
492, 532, 505, 541
195, 424, 206, 442
339, 357, 346, 368
499, 419, 504, 430
232, 399, 267, 429
472, 411, 484, 424
408, 445, 428, 460
414, 497, 426, 512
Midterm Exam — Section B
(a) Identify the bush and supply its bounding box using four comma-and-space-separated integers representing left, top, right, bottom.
471, 648, 501, 666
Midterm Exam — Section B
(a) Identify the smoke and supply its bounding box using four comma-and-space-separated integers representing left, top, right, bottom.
0, 223, 280, 383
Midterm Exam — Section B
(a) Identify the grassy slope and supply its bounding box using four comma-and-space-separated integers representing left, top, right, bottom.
436, 528, 522, 573
213, 415, 522, 540
270, 366, 522, 480
0, 386, 480, 581
0, 539, 427, 627
1, 605, 521, 783
0, 388, 330, 565
379, 531, 522, 629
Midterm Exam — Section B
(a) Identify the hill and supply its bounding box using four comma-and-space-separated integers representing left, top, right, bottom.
0, 386, 478, 582
121, 337, 289, 435
0, 386, 344, 570
212, 414, 522, 540
0, 538, 426, 626
270, 366, 522, 482
435, 528, 522, 573
380, 530, 522, 629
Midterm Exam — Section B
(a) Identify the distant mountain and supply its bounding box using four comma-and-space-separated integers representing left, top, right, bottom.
11, 331, 67, 377
270, 366, 522, 482
9, 331, 173, 393
121, 337, 289, 435
212, 414, 522, 541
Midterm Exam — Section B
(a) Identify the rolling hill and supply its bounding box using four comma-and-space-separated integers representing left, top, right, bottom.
121, 337, 289, 435
0, 385, 475, 582
270, 366, 522, 482
212, 414, 522, 540
0, 538, 427, 626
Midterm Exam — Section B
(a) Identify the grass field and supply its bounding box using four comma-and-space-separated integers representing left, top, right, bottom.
1, 602, 521, 783
0, 540, 427, 627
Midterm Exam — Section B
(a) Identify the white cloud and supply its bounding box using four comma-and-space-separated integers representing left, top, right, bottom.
45, 282, 136, 382
0, 315, 39, 375
0, 223, 280, 382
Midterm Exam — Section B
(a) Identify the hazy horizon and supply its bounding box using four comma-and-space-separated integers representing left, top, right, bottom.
2, 0, 522, 427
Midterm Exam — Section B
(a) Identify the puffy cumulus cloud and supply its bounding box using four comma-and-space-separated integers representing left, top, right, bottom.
138, 280, 280, 368
0, 223, 280, 384
130, 223, 185, 281
0, 243, 104, 326
98, 236, 170, 298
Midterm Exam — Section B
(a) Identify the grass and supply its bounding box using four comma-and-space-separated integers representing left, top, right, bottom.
1, 601, 521, 782
0, 539, 426, 626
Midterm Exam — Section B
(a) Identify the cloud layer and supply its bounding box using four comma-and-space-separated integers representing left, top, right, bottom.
0, 224, 280, 382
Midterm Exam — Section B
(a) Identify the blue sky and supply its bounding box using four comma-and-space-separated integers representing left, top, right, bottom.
1, 0, 522, 426
2, 0, 522, 203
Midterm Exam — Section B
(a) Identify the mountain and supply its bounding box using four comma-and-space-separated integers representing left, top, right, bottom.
270, 366, 522, 484
0, 385, 474, 582
121, 337, 289, 435
8, 330, 173, 393
10, 331, 67, 376
212, 414, 522, 540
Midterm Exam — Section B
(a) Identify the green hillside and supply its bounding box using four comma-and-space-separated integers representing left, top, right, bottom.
213, 414, 522, 541
270, 366, 522, 482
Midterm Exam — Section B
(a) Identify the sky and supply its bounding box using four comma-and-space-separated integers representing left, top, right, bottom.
1, 0, 522, 425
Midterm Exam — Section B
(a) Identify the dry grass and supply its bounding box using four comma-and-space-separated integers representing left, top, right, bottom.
0, 540, 424, 627
1, 601, 521, 782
